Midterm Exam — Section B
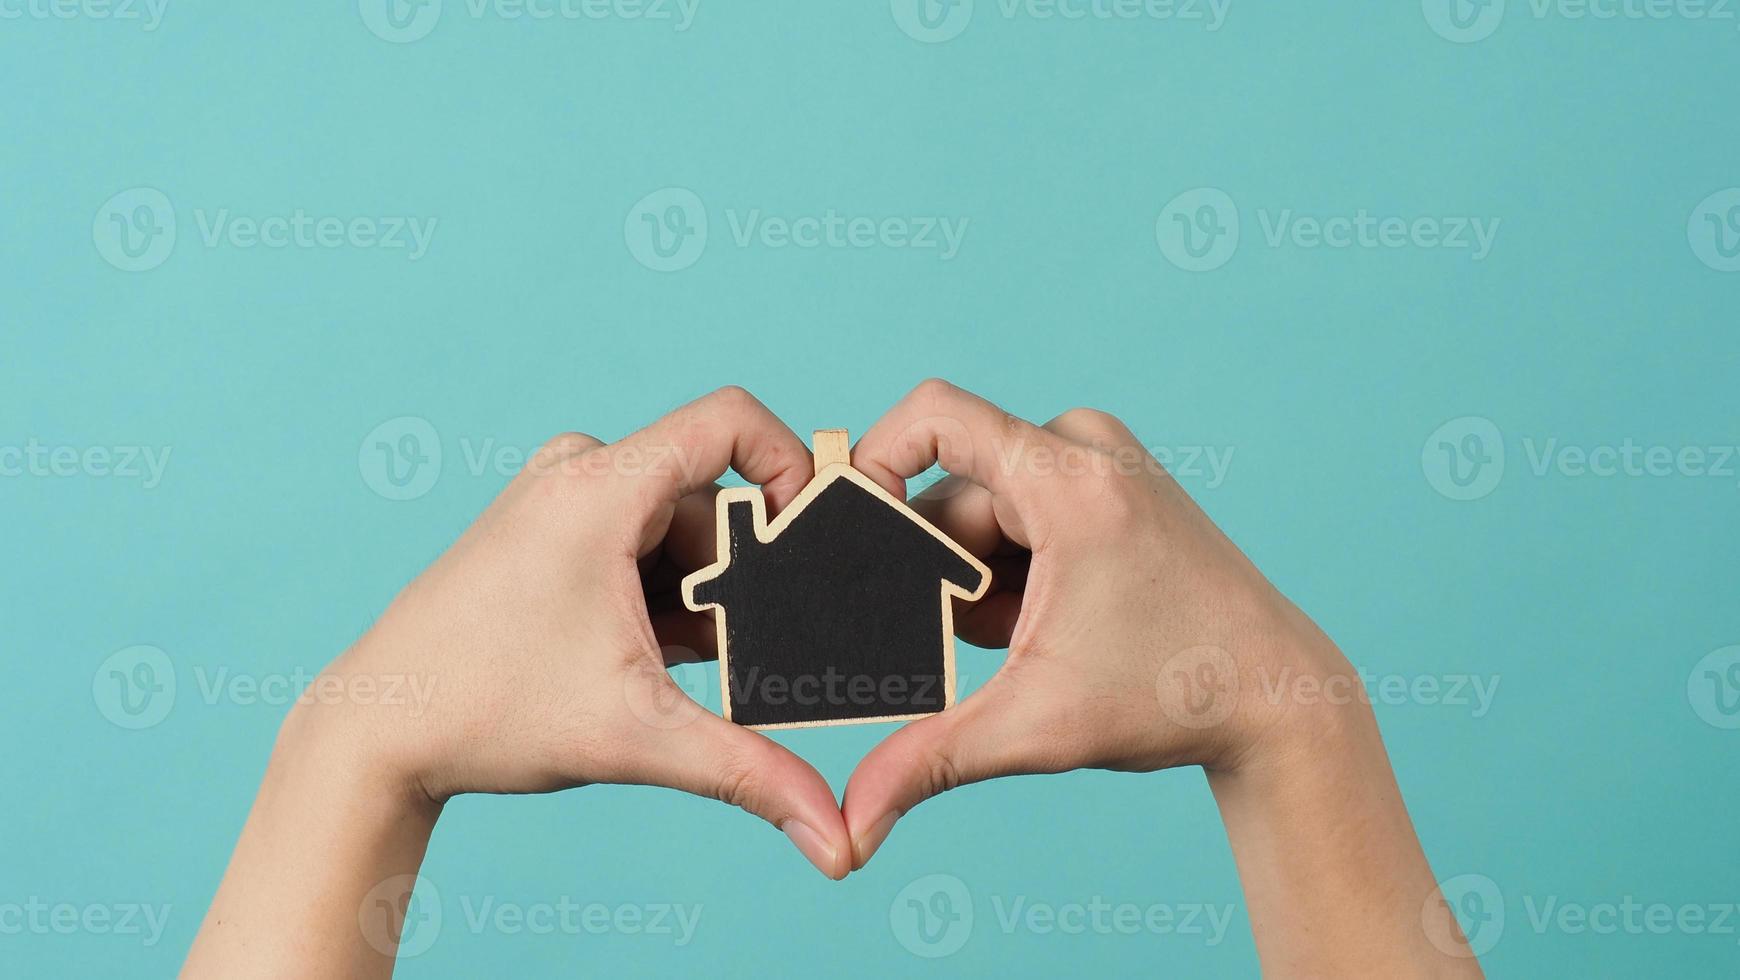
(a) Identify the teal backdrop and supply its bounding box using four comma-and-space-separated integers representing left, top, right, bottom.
4, 2, 1738, 976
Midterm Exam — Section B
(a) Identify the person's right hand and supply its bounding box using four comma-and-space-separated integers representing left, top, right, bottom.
841, 379, 1360, 864
281, 387, 852, 876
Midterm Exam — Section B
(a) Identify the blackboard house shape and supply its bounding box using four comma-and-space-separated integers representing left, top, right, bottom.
681, 431, 991, 729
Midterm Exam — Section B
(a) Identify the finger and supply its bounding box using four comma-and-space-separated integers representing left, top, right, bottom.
853, 379, 1070, 513
649, 608, 718, 662
910, 477, 1002, 556
660, 485, 725, 571
640, 552, 688, 597
954, 580, 1023, 650
614, 386, 813, 513
912, 480, 1039, 560
638, 488, 728, 603
633, 706, 853, 880
911, 481, 1028, 649
842, 671, 1076, 870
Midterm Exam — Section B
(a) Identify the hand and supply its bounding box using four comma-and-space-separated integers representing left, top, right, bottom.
839, 380, 1479, 977
841, 379, 1346, 859
293, 386, 852, 878
186, 388, 857, 978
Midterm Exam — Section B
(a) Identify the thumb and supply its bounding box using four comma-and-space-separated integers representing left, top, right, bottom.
842, 676, 1048, 870
631, 698, 853, 880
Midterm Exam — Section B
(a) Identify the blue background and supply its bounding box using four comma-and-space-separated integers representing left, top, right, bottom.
4, 1, 1738, 975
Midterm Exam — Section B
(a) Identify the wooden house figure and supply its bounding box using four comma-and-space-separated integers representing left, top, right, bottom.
681, 430, 991, 729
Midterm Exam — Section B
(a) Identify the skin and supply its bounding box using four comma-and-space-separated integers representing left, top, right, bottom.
182, 381, 1482, 978
842, 381, 1483, 977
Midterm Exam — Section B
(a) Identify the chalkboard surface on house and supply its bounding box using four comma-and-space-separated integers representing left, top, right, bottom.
682, 432, 991, 729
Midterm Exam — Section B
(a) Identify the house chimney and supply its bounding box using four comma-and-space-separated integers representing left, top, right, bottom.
725, 499, 756, 558
813, 429, 849, 477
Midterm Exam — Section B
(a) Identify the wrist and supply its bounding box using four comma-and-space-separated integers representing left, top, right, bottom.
184, 680, 443, 977
1201, 640, 1461, 976
1217, 608, 1376, 777
277, 688, 444, 822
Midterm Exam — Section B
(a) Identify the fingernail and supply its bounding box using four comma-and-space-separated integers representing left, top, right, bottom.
782, 819, 842, 880
853, 810, 901, 870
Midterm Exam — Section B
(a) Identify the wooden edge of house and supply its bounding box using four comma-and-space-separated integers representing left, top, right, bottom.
678, 430, 992, 729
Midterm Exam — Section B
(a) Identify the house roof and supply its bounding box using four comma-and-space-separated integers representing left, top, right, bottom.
682, 462, 991, 606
